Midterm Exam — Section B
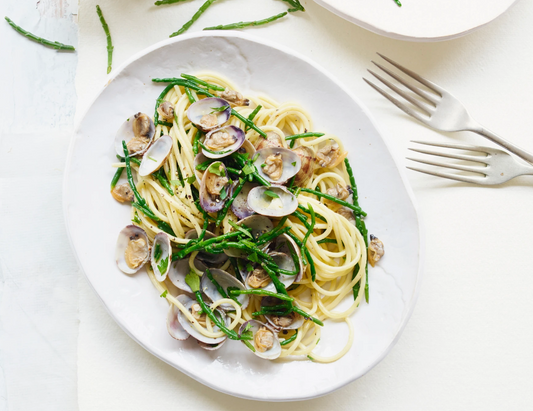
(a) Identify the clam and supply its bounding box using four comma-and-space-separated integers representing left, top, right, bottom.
237, 139, 256, 158
169, 257, 207, 293
271, 234, 304, 282
197, 340, 227, 351
199, 161, 231, 213
291, 146, 315, 186
255, 131, 285, 150
202, 125, 245, 159
111, 183, 134, 203
338, 206, 356, 225
138, 135, 173, 176
177, 294, 228, 346
230, 182, 257, 220
316, 139, 347, 168
115, 225, 150, 274
167, 297, 190, 341
185, 230, 228, 265
238, 252, 296, 292
253, 147, 301, 184
115, 112, 155, 156
368, 234, 385, 267
187, 98, 231, 132
223, 215, 274, 258
151, 232, 172, 282
220, 88, 249, 107
261, 297, 305, 331
247, 186, 298, 217
323, 184, 351, 211
239, 320, 281, 360
157, 101, 174, 123
200, 268, 249, 310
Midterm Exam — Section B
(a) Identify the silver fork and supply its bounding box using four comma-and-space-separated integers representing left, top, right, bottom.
407, 141, 533, 185
364, 53, 533, 165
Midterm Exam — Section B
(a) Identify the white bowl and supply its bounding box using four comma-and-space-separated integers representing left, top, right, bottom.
313, 0, 519, 42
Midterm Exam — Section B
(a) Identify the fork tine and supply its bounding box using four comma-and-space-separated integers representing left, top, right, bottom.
407, 157, 487, 174
363, 78, 427, 123
377, 53, 444, 96
367, 69, 432, 116
371, 61, 438, 106
408, 147, 489, 165
410, 140, 493, 155
406, 166, 487, 185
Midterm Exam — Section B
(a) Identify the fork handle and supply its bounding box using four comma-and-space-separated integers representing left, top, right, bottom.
470, 125, 533, 165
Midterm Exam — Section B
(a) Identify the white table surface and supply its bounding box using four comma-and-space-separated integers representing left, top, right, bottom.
1, 0, 533, 410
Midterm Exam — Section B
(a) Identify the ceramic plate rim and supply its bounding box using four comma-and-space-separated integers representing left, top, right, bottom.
63, 31, 425, 401
313, 0, 519, 42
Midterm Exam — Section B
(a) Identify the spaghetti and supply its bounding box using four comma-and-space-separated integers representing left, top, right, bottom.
111, 72, 369, 363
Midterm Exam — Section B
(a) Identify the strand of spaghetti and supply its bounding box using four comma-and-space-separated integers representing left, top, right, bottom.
143, 178, 201, 234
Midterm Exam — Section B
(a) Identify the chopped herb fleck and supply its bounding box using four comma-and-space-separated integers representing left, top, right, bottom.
208, 163, 225, 177
157, 256, 169, 275
154, 243, 162, 262
160, 290, 168, 298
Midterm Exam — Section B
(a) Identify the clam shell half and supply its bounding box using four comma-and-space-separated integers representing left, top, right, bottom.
239, 320, 281, 360
177, 294, 228, 345
115, 225, 150, 275
114, 112, 155, 156
248, 186, 298, 217
187, 98, 231, 132
138, 135, 173, 176
253, 147, 301, 184
200, 268, 249, 310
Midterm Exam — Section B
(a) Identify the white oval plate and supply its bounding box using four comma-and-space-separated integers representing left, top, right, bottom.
313, 0, 518, 42
64, 32, 423, 401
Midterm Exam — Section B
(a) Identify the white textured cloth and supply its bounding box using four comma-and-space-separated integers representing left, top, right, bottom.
75, 0, 533, 410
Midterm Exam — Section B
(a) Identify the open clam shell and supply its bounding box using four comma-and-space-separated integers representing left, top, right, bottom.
261, 297, 305, 331
167, 297, 190, 341
255, 130, 285, 150
239, 263, 276, 293
168, 257, 207, 293
177, 294, 228, 345
199, 161, 231, 213
230, 182, 257, 220
139, 135, 173, 176
253, 147, 301, 184
197, 340, 227, 351
187, 98, 231, 132
115, 112, 155, 156
272, 234, 304, 282
248, 186, 298, 217
239, 320, 281, 360
115, 225, 150, 275
238, 257, 295, 292
223, 215, 273, 258
151, 232, 172, 282
315, 139, 347, 169
185, 230, 228, 265
291, 146, 315, 187
202, 125, 245, 159
236, 139, 256, 157
200, 268, 249, 310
